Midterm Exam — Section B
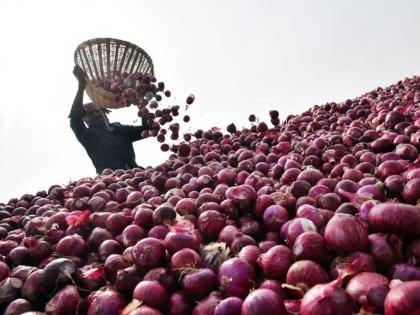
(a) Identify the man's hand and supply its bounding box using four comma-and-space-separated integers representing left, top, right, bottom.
73, 65, 87, 87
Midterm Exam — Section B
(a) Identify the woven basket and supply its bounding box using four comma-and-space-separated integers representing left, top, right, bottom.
74, 38, 155, 109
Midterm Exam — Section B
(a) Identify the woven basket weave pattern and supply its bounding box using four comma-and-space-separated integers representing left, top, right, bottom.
74, 38, 154, 108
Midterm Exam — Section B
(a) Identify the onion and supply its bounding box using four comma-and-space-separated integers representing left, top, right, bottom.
133, 280, 169, 311
368, 202, 420, 238
384, 280, 420, 315
286, 260, 329, 294
132, 238, 166, 270
389, 263, 420, 281
181, 268, 216, 299
300, 279, 355, 315
329, 251, 376, 280
86, 287, 127, 315
218, 258, 256, 299
345, 272, 388, 305
293, 231, 329, 264
241, 288, 287, 315
4, 298, 32, 315
168, 291, 190, 315
45, 285, 82, 315
214, 297, 242, 315
262, 205, 288, 231
198, 210, 226, 241
324, 214, 368, 253
192, 291, 222, 315
257, 245, 293, 279
0, 277, 23, 305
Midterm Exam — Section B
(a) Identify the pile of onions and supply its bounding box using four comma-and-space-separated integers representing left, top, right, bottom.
0, 75, 419, 314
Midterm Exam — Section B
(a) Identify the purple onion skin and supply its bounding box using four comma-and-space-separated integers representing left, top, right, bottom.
45, 285, 82, 315
389, 263, 420, 281
286, 260, 329, 291
128, 306, 163, 315
132, 238, 165, 270
300, 280, 355, 315
214, 297, 243, 315
218, 258, 256, 299
324, 214, 368, 253
329, 251, 376, 281
86, 287, 127, 315
192, 291, 222, 315
368, 203, 420, 239
345, 272, 388, 305
384, 281, 420, 315
292, 231, 329, 264
4, 298, 32, 315
168, 291, 191, 315
182, 268, 217, 299
257, 245, 293, 279
241, 288, 287, 315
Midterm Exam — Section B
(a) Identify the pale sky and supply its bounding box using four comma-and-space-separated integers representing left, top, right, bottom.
1, 0, 420, 202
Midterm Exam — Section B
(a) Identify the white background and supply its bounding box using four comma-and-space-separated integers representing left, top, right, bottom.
1, 0, 420, 202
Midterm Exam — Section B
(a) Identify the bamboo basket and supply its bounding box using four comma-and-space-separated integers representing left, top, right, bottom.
74, 38, 154, 109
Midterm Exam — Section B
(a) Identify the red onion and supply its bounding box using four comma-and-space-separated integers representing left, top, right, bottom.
389, 263, 420, 281
241, 288, 287, 315
262, 205, 288, 231
345, 272, 388, 305
300, 279, 355, 315
214, 297, 242, 315
257, 245, 293, 279
198, 210, 226, 241
4, 298, 32, 315
324, 214, 368, 253
86, 287, 127, 315
329, 251, 376, 280
192, 291, 222, 315
286, 218, 317, 245
368, 202, 420, 238
132, 238, 166, 270
168, 291, 190, 315
218, 258, 255, 299
238, 245, 261, 267
384, 280, 420, 315
286, 260, 329, 293
45, 285, 81, 315
293, 231, 329, 264
133, 280, 169, 311
181, 268, 216, 299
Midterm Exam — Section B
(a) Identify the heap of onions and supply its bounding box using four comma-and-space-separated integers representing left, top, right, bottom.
0, 75, 419, 314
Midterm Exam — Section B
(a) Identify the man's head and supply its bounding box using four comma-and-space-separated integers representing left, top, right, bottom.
83, 102, 111, 128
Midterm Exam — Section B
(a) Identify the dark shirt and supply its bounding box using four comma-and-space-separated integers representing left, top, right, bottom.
69, 109, 147, 174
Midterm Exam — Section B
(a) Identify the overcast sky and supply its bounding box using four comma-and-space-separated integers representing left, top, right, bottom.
0, 0, 419, 202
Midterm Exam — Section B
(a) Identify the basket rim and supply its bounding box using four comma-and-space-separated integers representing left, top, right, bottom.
74, 37, 155, 76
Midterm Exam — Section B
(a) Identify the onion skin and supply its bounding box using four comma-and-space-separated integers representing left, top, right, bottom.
257, 245, 293, 279
324, 214, 368, 253
241, 288, 287, 315
286, 260, 329, 292
345, 272, 388, 305
218, 258, 255, 299
368, 203, 420, 239
384, 280, 420, 315
133, 280, 169, 311
132, 238, 165, 270
214, 297, 242, 315
45, 285, 82, 315
4, 298, 32, 315
300, 280, 355, 315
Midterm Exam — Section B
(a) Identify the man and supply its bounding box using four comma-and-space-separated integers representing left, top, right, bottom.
70, 66, 150, 174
